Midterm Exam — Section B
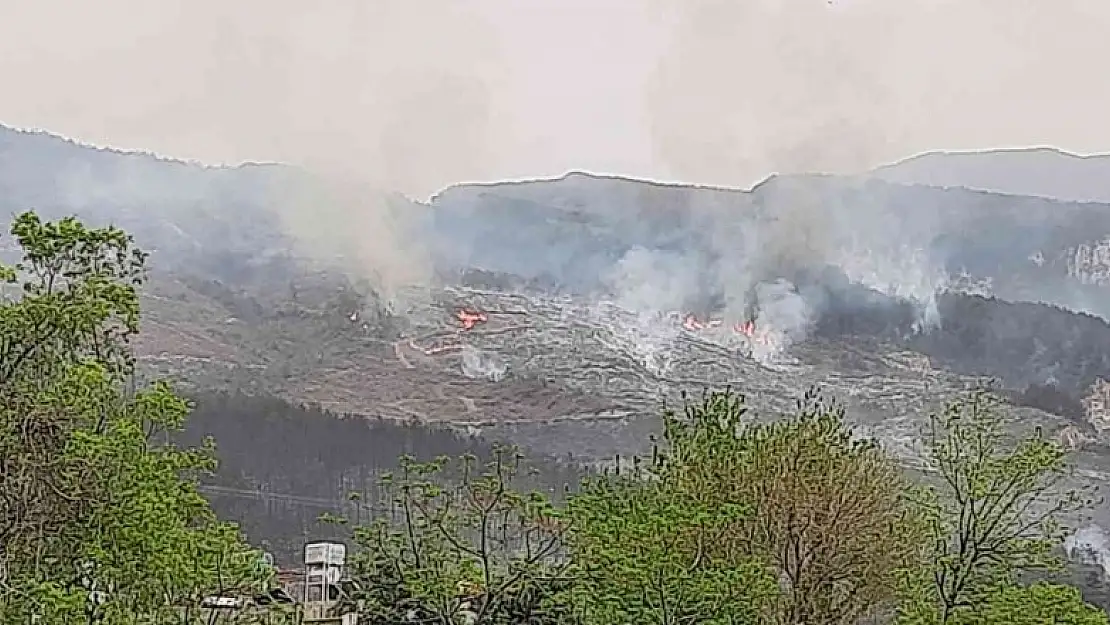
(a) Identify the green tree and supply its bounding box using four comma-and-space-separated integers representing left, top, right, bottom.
898, 582, 1108, 625
955, 583, 1107, 625
568, 465, 776, 625
566, 388, 922, 625
661, 388, 924, 625
0, 211, 269, 623
903, 389, 1102, 624
337, 445, 573, 624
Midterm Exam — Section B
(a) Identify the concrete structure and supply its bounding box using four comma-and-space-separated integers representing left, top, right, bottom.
301, 541, 355, 625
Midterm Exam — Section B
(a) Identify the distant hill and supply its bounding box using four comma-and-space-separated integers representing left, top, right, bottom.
0, 125, 298, 273
870, 147, 1110, 203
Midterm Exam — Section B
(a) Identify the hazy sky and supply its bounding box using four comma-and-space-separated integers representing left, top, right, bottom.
3, 0, 1110, 198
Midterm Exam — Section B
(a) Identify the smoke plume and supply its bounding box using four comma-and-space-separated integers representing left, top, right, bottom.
460, 345, 508, 382
5, 0, 1108, 320
1066, 524, 1110, 578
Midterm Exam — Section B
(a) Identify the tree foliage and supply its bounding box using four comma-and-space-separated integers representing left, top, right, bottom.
337, 445, 573, 624
568, 467, 775, 625
904, 389, 1101, 624
945, 582, 1108, 625
665, 389, 924, 625
0, 211, 269, 623
565, 388, 1105, 625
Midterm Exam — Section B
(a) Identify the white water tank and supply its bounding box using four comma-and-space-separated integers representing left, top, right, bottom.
303, 541, 348, 606
304, 542, 346, 567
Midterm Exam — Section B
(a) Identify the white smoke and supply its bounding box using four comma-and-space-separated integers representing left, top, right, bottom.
588, 301, 680, 378
835, 242, 947, 333
1066, 524, 1110, 578
460, 345, 508, 382
587, 178, 955, 366
748, 279, 815, 363
603, 245, 704, 314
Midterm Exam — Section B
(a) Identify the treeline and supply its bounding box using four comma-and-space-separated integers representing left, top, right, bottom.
912, 293, 1110, 401
179, 392, 586, 565
2, 211, 1109, 624
910, 293, 1110, 424
812, 277, 1110, 423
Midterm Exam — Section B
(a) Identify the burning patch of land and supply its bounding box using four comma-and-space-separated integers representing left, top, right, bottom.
133, 279, 1075, 466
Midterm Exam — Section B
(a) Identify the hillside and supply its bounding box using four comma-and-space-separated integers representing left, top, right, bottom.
8, 124, 1110, 534
431, 171, 1110, 317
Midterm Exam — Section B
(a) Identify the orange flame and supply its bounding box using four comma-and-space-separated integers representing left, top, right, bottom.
734, 320, 756, 337
455, 308, 489, 330
681, 313, 778, 347
682, 314, 704, 332
735, 320, 776, 345
682, 314, 723, 332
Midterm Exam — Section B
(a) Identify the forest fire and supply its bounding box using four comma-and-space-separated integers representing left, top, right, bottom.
455, 308, 489, 330
681, 314, 722, 332
682, 314, 770, 346
737, 320, 774, 345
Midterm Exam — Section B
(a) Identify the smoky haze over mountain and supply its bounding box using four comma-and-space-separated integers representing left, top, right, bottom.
4, 0, 1110, 309
0, 125, 953, 346
15, 126, 1110, 478
10, 122, 1110, 360
6, 1, 1110, 328
424, 173, 957, 355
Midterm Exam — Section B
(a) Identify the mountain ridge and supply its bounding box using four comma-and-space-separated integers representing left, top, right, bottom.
0, 123, 287, 171
871, 146, 1110, 202
885, 146, 1110, 165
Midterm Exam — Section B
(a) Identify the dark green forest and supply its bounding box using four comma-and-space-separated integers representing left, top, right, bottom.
180, 392, 586, 565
